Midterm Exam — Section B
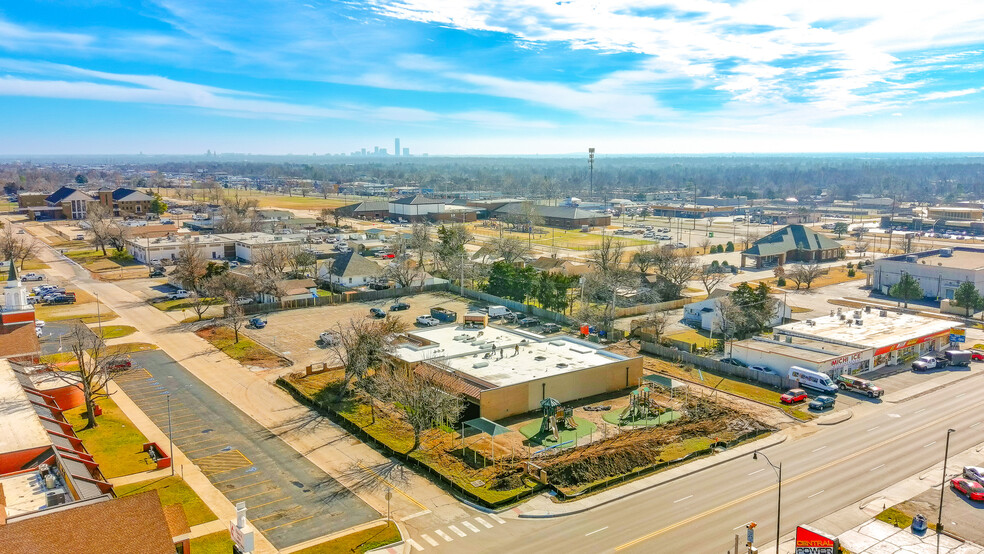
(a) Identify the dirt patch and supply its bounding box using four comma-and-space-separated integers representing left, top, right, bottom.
195, 326, 290, 369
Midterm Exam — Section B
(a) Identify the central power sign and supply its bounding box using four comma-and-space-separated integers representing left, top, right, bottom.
794, 525, 839, 554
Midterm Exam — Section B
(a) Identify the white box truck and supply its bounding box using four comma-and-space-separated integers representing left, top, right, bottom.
788, 366, 837, 394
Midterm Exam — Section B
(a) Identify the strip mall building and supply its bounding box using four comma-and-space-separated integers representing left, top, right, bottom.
730, 307, 959, 376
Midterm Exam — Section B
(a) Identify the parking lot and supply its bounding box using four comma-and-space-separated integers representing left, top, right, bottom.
244, 292, 478, 368
115, 350, 377, 549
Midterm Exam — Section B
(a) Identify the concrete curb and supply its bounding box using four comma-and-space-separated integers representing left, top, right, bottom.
817, 409, 853, 425
518, 433, 788, 519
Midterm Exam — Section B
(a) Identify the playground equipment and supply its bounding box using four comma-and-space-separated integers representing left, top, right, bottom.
538, 398, 578, 442
618, 385, 666, 424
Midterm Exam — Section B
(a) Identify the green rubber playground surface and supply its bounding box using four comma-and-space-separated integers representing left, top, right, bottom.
602, 409, 681, 427
519, 417, 596, 446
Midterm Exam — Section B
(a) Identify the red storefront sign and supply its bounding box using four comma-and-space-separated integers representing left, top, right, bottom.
873, 330, 950, 356
794, 525, 839, 554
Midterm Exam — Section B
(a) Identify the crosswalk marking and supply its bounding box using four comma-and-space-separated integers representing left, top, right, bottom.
434, 529, 453, 542
407, 539, 423, 551
421, 534, 439, 547
449, 525, 466, 537
462, 521, 480, 533
475, 517, 493, 529
489, 513, 507, 524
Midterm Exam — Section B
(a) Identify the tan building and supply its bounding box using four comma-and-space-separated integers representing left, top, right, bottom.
927, 206, 983, 221
97, 187, 154, 217
391, 325, 642, 420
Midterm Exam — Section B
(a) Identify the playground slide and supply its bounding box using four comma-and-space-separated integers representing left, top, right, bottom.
549, 416, 560, 441
565, 417, 578, 429
618, 404, 631, 421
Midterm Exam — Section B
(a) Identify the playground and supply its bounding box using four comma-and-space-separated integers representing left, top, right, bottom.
518, 398, 597, 447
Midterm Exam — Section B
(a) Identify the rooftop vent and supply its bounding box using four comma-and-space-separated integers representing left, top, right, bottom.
785, 336, 793, 343
905, 255, 917, 263
839, 313, 846, 321
534, 356, 547, 361
556, 363, 568, 368
940, 248, 953, 257
472, 361, 488, 368
864, 305, 871, 313
855, 319, 863, 326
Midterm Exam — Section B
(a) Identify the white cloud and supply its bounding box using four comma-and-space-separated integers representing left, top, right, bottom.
922, 88, 982, 101
0, 19, 94, 50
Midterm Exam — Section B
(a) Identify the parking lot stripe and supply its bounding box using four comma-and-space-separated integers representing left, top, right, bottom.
224, 479, 272, 493
250, 505, 302, 522
421, 534, 439, 546
257, 514, 316, 534
448, 525, 466, 537
230, 488, 281, 503
475, 517, 493, 529
249, 497, 289, 511
212, 472, 262, 486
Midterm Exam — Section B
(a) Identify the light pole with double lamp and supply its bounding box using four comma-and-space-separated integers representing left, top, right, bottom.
753, 451, 782, 554
937, 428, 956, 553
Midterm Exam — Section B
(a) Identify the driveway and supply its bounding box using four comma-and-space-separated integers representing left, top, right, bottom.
115, 350, 377, 550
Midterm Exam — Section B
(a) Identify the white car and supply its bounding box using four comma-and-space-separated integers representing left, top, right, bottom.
35, 320, 45, 329
21, 273, 44, 282
416, 315, 440, 326
748, 365, 774, 375
964, 466, 984, 485
319, 331, 339, 346
36, 327, 43, 338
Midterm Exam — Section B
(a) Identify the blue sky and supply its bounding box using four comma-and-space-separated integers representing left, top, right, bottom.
1, 1, 983, 155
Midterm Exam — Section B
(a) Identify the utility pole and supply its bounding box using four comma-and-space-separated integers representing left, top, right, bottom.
937, 428, 956, 553
588, 148, 595, 196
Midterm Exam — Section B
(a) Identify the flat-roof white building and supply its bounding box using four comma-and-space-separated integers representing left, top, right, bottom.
873, 247, 984, 302
126, 232, 304, 264
390, 325, 642, 420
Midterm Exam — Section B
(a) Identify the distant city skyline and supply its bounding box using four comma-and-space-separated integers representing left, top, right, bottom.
1, 2, 984, 155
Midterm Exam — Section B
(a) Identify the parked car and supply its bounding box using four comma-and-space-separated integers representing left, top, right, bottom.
963, 466, 984, 486
368, 282, 391, 290
319, 331, 339, 346
721, 357, 747, 367
235, 297, 253, 305
789, 366, 838, 393
809, 395, 836, 411
780, 389, 808, 404
971, 350, 984, 362
390, 302, 410, 311
228, 261, 240, 268
836, 374, 884, 398
416, 315, 440, 326
369, 307, 386, 318
167, 289, 191, 300
149, 268, 166, 278
540, 323, 562, 334
487, 305, 514, 319
247, 317, 267, 329
46, 294, 75, 305
748, 365, 774, 375
950, 478, 984, 501
519, 317, 541, 327
106, 359, 132, 371
33, 284, 56, 294
21, 273, 44, 282
34, 320, 45, 329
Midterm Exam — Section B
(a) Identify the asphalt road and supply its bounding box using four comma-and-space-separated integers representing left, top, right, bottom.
411, 369, 984, 553
116, 350, 378, 550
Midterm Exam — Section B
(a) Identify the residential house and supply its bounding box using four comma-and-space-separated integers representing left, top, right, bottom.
490, 202, 611, 229
319, 251, 382, 287
258, 278, 318, 303
740, 224, 843, 269
683, 289, 791, 332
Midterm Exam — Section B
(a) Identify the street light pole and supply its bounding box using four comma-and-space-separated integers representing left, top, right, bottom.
753, 451, 782, 554
937, 428, 956, 553
167, 393, 174, 476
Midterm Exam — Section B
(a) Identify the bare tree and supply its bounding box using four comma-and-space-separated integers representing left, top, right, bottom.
205, 271, 257, 300
224, 292, 247, 343
330, 317, 407, 400
16, 237, 40, 270
636, 310, 669, 343
854, 239, 870, 256
254, 244, 292, 282
372, 364, 464, 452
105, 222, 131, 253
173, 242, 208, 291
186, 291, 214, 321
409, 223, 430, 271
659, 251, 701, 297
51, 321, 131, 430
488, 235, 530, 264
698, 237, 713, 254
631, 244, 660, 277
519, 201, 544, 246
384, 257, 423, 288
697, 266, 727, 295
85, 203, 113, 255
787, 262, 826, 290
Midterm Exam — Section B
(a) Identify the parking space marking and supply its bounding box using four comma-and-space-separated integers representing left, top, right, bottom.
225, 479, 272, 493
230, 488, 282, 503
434, 530, 453, 542
249, 496, 290, 511
421, 534, 439, 546
808, 490, 824, 498
180, 441, 227, 454
748, 468, 765, 476
251, 505, 302, 522
673, 495, 693, 503
212, 472, 262, 486
586, 526, 609, 536
867, 426, 880, 432
915, 408, 926, 414
448, 525, 466, 537
812, 446, 827, 453
971, 422, 982, 428
256, 514, 314, 533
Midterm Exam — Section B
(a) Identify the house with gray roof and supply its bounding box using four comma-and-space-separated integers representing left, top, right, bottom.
318, 251, 382, 287
740, 224, 843, 269
491, 202, 611, 229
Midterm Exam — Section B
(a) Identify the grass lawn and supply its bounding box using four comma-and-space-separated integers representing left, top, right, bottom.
65, 249, 108, 264
654, 362, 813, 421
40, 351, 77, 364
21, 258, 50, 270
95, 325, 137, 339
114, 476, 217, 526
736, 266, 865, 291
105, 342, 158, 355
665, 328, 720, 350
293, 522, 401, 554
876, 506, 916, 530
175, 189, 352, 211
190, 531, 235, 554
35, 303, 118, 324
195, 326, 288, 368
65, 396, 155, 478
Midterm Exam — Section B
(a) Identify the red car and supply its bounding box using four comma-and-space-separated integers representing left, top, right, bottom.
780, 388, 808, 404
971, 350, 984, 362
951, 478, 984, 501
382, 253, 395, 259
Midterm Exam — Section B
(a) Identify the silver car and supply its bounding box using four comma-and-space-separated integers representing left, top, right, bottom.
964, 466, 984, 485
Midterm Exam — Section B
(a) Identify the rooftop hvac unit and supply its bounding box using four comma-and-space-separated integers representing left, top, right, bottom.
940, 248, 953, 257
880, 310, 888, 317
905, 255, 917, 263
855, 319, 863, 326
472, 361, 488, 368
837, 307, 842, 315
865, 305, 871, 313
839, 313, 846, 320
785, 336, 793, 343
853, 310, 862, 319
773, 334, 779, 341
45, 492, 66, 507
44, 473, 56, 489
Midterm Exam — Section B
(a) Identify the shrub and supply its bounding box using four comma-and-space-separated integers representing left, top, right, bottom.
777, 277, 787, 286
722, 260, 729, 267
847, 262, 854, 269
725, 241, 735, 252
848, 269, 856, 277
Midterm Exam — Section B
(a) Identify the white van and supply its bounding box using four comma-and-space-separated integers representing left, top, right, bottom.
487, 305, 513, 319
788, 366, 837, 394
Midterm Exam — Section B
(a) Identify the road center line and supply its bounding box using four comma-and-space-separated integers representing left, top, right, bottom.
971, 422, 982, 428
808, 490, 825, 498
811, 446, 827, 453
955, 393, 966, 398
585, 526, 609, 536
673, 495, 693, 503
915, 408, 926, 414
870, 464, 885, 472
923, 441, 937, 448
748, 468, 766, 476
867, 426, 880, 432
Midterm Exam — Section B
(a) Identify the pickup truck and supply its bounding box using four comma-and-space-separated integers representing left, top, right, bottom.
912, 354, 948, 371
167, 289, 191, 300
836, 374, 884, 398
20, 273, 44, 282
